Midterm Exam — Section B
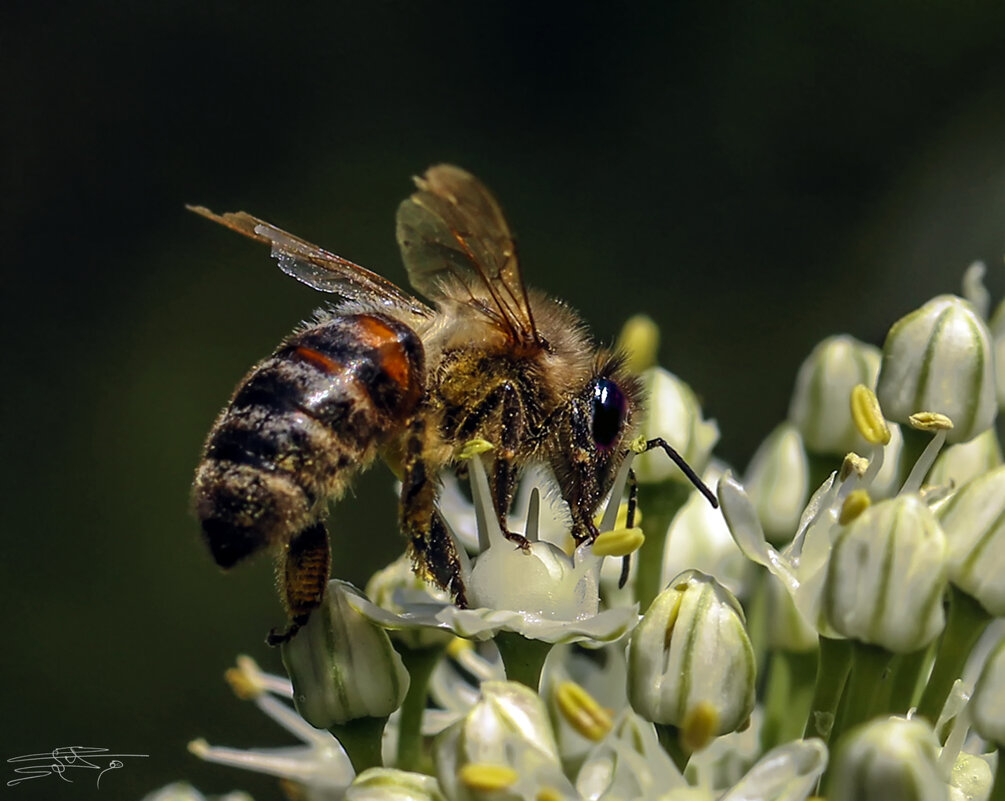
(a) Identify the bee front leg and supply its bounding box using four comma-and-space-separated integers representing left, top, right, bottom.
458, 381, 528, 547
400, 419, 468, 606
267, 520, 331, 645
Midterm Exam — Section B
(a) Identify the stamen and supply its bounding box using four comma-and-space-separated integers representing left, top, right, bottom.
850, 385, 891, 445
680, 700, 720, 752
839, 489, 871, 524
555, 681, 613, 741
458, 439, 495, 460
901, 415, 952, 495
599, 452, 636, 533
592, 527, 645, 557
458, 763, 519, 791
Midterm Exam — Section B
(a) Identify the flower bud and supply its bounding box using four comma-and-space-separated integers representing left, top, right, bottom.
937, 465, 1005, 616
830, 717, 948, 801
281, 580, 409, 728
744, 422, 810, 543
789, 335, 882, 455
628, 570, 755, 740
616, 314, 660, 374
346, 769, 446, 801
822, 494, 947, 653
876, 295, 997, 444
971, 634, 1005, 745
633, 367, 719, 485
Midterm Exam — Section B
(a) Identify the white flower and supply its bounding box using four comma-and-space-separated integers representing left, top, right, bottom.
351, 455, 640, 645
188, 656, 355, 800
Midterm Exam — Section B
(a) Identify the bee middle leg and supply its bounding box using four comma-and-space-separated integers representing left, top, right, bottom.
457, 381, 528, 547
400, 417, 468, 606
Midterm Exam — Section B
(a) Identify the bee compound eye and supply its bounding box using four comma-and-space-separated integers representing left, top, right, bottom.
591, 378, 626, 450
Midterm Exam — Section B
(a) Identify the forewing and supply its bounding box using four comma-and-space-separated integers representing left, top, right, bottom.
188, 206, 432, 316
395, 165, 537, 343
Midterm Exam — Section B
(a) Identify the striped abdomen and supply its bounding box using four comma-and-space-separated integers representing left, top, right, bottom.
193, 313, 425, 569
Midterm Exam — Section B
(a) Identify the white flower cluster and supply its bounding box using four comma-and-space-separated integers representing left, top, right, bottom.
148, 266, 1005, 801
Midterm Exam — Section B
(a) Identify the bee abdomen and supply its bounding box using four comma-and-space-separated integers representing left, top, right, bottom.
194, 313, 425, 568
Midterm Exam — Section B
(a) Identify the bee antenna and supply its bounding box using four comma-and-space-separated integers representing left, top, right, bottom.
638, 437, 718, 508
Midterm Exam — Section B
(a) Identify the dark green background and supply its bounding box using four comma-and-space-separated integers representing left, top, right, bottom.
4, 3, 1005, 799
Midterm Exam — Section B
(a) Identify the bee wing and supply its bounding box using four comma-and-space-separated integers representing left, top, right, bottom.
188, 206, 433, 316
396, 165, 539, 345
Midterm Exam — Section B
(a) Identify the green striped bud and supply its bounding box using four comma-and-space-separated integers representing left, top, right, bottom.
937, 464, 1005, 615
971, 633, 1005, 745
744, 422, 810, 544
822, 495, 947, 653
281, 580, 409, 728
788, 335, 881, 455
346, 769, 447, 801
633, 367, 719, 485
876, 295, 996, 444
627, 570, 755, 736
831, 717, 948, 801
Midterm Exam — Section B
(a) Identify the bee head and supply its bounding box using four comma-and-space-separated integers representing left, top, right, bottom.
547, 353, 643, 537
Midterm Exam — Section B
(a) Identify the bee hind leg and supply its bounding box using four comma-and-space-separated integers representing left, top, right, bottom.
266, 520, 331, 646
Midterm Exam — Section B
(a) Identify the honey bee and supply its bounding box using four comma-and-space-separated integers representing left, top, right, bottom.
191, 165, 713, 642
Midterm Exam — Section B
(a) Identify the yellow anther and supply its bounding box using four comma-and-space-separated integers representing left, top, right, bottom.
446, 636, 474, 659
224, 655, 265, 700
681, 700, 719, 752
840, 452, 870, 481
458, 439, 495, 460
616, 314, 660, 373
536, 788, 566, 801
187, 738, 210, 757
592, 527, 645, 557
909, 412, 954, 432
850, 384, 891, 445
594, 501, 642, 530
628, 435, 649, 454
458, 763, 519, 792
555, 681, 613, 742
839, 489, 871, 525
663, 591, 685, 649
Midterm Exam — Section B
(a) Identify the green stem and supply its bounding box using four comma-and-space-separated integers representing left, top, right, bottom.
636, 481, 692, 610
495, 631, 552, 690
917, 585, 991, 723
804, 637, 851, 742
761, 647, 818, 751
829, 641, 895, 748
887, 645, 932, 714
329, 715, 387, 773
395, 645, 445, 772
655, 723, 690, 773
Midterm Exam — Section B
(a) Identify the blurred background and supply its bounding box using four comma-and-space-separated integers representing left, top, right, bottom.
3, 2, 1005, 798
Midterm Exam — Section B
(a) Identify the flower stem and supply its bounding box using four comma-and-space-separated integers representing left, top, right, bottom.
917, 585, 991, 723
829, 641, 895, 748
635, 481, 692, 610
655, 723, 690, 773
395, 645, 445, 772
761, 647, 818, 751
495, 631, 552, 690
329, 716, 387, 773
804, 637, 851, 742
